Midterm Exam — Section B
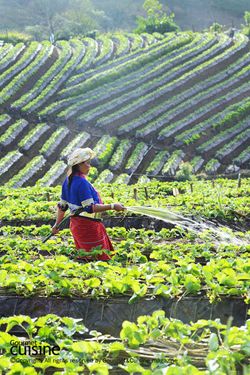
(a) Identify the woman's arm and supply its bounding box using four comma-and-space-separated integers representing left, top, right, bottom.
92, 203, 125, 213
52, 206, 66, 234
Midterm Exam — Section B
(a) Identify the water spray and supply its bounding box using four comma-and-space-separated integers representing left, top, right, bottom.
125, 206, 248, 246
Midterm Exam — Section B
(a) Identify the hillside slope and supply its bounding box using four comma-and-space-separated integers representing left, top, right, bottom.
0, 31, 249, 187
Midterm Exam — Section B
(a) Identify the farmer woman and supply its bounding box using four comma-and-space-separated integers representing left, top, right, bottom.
52, 147, 125, 260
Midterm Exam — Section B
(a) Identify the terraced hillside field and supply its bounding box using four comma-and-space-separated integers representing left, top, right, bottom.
0, 31, 249, 186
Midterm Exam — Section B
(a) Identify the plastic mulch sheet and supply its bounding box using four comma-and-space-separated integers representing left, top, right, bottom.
0, 295, 247, 336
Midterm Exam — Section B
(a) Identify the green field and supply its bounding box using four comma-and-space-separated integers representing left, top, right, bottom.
0, 179, 249, 373
0, 28, 250, 374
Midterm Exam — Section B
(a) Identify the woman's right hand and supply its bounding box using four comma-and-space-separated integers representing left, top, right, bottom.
52, 223, 60, 234
114, 203, 126, 211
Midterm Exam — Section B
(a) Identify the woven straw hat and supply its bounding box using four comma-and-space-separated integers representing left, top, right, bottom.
67, 148, 96, 175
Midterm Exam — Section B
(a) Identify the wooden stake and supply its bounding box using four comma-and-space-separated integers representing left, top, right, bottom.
133, 188, 138, 201
173, 188, 179, 197
237, 172, 241, 188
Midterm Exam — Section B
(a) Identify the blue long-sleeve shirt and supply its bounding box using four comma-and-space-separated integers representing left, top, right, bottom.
59, 173, 101, 214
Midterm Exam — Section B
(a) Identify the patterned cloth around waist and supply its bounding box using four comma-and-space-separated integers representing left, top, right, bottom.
70, 216, 112, 261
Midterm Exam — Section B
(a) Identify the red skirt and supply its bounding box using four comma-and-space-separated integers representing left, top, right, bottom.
70, 216, 113, 261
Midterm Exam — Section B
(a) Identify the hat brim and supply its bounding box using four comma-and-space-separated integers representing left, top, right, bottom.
88, 150, 96, 160
67, 150, 96, 176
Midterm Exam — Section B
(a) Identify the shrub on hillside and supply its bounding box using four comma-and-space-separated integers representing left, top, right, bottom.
176, 162, 195, 181
242, 11, 250, 36
135, 0, 179, 34
209, 22, 224, 33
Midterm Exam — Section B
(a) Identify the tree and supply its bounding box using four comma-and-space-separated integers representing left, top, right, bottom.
143, 0, 163, 18
209, 22, 223, 33
58, 0, 107, 39
135, 0, 179, 34
0, 0, 107, 40
30, 0, 69, 35
0, 0, 69, 39
242, 11, 250, 36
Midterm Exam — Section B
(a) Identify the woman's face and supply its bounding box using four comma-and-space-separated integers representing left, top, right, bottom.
79, 160, 91, 175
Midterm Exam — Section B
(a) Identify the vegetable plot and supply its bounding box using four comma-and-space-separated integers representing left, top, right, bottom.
0, 311, 249, 374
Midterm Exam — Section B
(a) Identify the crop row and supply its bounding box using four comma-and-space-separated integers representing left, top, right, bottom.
55, 34, 215, 121
124, 142, 149, 174
146, 151, 169, 176
5, 155, 46, 188
175, 97, 250, 146
157, 82, 249, 141
0, 43, 13, 60
11, 41, 72, 110
22, 40, 86, 113
97, 34, 247, 133
111, 32, 131, 57
162, 150, 185, 176
0, 42, 25, 72
66, 32, 175, 89
0, 114, 11, 129
197, 116, 250, 154
74, 37, 98, 73
114, 173, 131, 184
233, 145, 250, 166
0, 178, 249, 223
94, 35, 114, 66
18, 123, 50, 152
0, 42, 42, 89
0, 150, 23, 177
93, 135, 118, 168
59, 32, 194, 100
37, 160, 67, 186
126, 32, 144, 50
215, 128, 250, 161
0, 311, 249, 374
204, 159, 221, 175
0, 119, 28, 147
94, 169, 114, 183
2, 223, 248, 263
190, 156, 205, 173
0, 42, 54, 105
108, 139, 131, 171
40, 127, 69, 158
0, 246, 250, 303
93, 135, 115, 157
